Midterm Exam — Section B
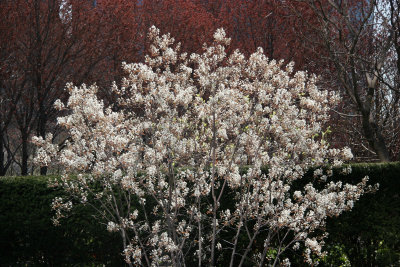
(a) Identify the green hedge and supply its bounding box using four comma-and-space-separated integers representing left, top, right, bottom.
0, 162, 399, 266
0, 175, 124, 266
321, 162, 400, 266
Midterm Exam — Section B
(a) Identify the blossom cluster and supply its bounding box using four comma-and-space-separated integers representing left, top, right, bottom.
33, 26, 373, 266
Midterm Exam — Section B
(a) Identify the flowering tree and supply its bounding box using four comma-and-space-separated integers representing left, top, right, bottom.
33, 27, 373, 266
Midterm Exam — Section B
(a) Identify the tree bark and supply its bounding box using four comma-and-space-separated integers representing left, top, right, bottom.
21, 132, 29, 176
288, 0, 395, 162
0, 128, 5, 176
361, 112, 391, 162
38, 105, 48, 175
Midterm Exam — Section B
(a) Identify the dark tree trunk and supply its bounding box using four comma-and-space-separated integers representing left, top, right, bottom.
40, 163, 48, 175
0, 127, 13, 176
0, 129, 5, 176
360, 83, 391, 162
21, 132, 29, 176
38, 118, 48, 175
361, 112, 391, 162
38, 101, 48, 175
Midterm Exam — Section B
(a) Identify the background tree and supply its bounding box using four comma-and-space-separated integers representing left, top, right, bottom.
138, 0, 218, 54
287, 0, 400, 161
0, 0, 142, 175
0, 20, 20, 175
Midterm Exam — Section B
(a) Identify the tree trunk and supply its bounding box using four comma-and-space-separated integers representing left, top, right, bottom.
38, 104, 48, 175
121, 229, 134, 267
21, 132, 29, 176
0, 128, 5, 176
361, 113, 390, 162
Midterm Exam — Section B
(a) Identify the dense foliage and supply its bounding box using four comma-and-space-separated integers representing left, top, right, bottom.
322, 162, 400, 266
0, 175, 124, 266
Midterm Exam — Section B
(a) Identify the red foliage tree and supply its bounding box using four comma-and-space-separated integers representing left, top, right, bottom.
0, 0, 122, 175
138, 0, 218, 54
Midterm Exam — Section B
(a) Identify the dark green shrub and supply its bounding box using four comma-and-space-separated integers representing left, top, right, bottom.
321, 162, 400, 267
0, 175, 124, 266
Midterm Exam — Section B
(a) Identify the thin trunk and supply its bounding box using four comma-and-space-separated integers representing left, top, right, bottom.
121, 229, 134, 267
0, 129, 5, 176
258, 231, 273, 267
21, 132, 29, 176
38, 109, 48, 175
198, 199, 202, 267
210, 112, 217, 267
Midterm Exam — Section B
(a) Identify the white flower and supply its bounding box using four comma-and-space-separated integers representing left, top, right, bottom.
147, 165, 157, 176
342, 147, 353, 160
107, 221, 119, 232
213, 28, 231, 45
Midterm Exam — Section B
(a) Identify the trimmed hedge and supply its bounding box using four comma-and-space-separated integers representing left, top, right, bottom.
322, 162, 400, 266
0, 162, 399, 266
0, 175, 124, 266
